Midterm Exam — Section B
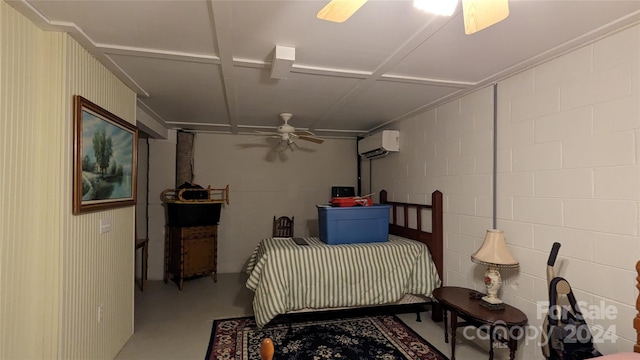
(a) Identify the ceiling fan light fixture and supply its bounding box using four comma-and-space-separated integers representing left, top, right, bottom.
413, 0, 458, 16
462, 0, 509, 35
253, 112, 325, 149
317, 0, 368, 23
270, 45, 296, 80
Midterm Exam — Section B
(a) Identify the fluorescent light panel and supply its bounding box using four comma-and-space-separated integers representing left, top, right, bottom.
413, 0, 458, 16
270, 45, 295, 80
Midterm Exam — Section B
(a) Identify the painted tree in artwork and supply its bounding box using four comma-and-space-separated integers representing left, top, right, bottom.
82, 155, 93, 171
92, 129, 113, 177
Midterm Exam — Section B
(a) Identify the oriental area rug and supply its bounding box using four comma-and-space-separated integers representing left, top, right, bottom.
205, 313, 448, 360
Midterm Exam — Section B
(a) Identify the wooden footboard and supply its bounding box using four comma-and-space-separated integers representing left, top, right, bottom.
380, 189, 444, 322
380, 190, 443, 282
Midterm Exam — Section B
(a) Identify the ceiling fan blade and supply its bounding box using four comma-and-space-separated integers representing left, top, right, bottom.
248, 135, 280, 142
255, 130, 279, 135
293, 130, 314, 136
298, 135, 325, 144
462, 0, 509, 35
317, 0, 367, 23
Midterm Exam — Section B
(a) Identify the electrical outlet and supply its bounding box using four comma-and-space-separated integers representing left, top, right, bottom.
99, 218, 111, 234
98, 304, 104, 323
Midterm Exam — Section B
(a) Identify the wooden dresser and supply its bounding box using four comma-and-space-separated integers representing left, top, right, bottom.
164, 225, 218, 290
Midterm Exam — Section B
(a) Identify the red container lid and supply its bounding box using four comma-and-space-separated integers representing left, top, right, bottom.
330, 197, 372, 207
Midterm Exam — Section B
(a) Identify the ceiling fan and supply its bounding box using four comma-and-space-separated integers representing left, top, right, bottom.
317, 0, 509, 35
254, 113, 325, 151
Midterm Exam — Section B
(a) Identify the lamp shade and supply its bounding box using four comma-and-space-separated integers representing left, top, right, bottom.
471, 229, 519, 269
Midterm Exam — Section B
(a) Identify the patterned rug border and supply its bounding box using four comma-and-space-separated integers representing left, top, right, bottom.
205, 313, 448, 360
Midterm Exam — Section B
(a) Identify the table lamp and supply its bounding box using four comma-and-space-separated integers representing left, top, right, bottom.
471, 229, 519, 310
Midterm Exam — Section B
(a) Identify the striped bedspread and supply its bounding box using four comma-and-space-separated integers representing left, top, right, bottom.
245, 235, 441, 327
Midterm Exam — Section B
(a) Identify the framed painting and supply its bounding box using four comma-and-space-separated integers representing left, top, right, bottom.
73, 95, 138, 214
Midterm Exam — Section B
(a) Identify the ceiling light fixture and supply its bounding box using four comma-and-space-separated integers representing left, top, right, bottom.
270, 45, 296, 80
412, 0, 458, 16
462, 0, 509, 35
317, 0, 368, 23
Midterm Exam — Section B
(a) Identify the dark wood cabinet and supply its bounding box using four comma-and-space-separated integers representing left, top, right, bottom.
164, 225, 217, 290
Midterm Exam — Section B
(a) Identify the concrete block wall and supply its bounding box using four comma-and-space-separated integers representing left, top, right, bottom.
496, 24, 640, 357
366, 24, 639, 358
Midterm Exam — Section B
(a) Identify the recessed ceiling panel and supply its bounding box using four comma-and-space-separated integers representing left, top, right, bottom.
29, 0, 217, 54
320, 80, 461, 130
233, 67, 362, 128
109, 54, 228, 124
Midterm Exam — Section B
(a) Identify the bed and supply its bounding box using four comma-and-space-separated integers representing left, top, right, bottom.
246, 189, 444, 328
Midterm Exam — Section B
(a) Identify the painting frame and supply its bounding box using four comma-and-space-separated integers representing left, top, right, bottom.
73, 95, 138, 214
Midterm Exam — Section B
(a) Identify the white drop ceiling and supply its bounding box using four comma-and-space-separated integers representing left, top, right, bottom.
9, 0, 640, 138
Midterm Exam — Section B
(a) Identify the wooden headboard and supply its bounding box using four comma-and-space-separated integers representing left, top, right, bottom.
380, 189, 444, 284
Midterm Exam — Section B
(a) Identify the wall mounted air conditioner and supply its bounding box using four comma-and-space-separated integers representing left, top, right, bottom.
358, 130, 399, 159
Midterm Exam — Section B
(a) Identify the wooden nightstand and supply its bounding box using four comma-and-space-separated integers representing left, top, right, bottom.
432, 286, 528, 360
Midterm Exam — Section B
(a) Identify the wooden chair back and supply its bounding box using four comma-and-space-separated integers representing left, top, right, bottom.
272, 216, 294, 237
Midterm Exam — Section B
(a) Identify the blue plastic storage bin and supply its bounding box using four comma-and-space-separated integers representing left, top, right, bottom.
317, 204, 391, 244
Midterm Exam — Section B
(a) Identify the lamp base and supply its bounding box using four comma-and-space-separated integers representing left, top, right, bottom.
480, 300, 505, 311
481, 266, 506, 309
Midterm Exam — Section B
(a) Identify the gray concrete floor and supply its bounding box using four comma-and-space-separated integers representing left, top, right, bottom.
115, 273, 507, 360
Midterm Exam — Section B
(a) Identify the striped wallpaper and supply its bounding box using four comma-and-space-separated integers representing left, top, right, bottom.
1, 2, 136, 358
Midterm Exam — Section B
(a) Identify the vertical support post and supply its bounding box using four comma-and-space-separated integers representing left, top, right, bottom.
430, 190, 444, 323
432, 190, 443, 282
176, 130, 195, 187
492, 83, 498, 229
356, 136, 363, 196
